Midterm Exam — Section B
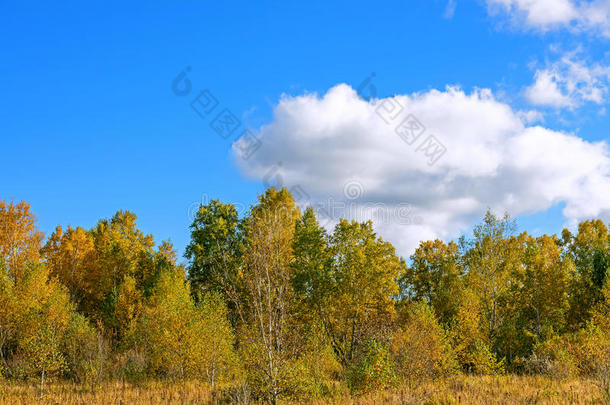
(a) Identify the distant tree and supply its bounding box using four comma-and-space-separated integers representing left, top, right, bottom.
133, 267, 198, 379
520, 234, 572, 341
198, 291, 240, 389
0, 260, 15, 372
291, 207, 332, 328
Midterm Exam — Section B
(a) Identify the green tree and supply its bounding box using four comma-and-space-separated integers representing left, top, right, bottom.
322, 219, 404, 365
562, 220, 610, 328
402, 239, 463, 324
185, 200, 245, 323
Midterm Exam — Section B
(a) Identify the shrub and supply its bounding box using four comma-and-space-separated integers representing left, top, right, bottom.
391, 301, 459, 386
349, 339, 396, 394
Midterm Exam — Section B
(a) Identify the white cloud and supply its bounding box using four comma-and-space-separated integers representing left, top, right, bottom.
234, 84, 610, 256
486, 0, 610, 36
525, 51, 610, 108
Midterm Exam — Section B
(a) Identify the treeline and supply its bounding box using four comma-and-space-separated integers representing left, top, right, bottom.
1, 189, 610, 402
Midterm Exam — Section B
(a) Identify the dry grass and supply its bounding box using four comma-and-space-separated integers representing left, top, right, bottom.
0, 375, 608, 404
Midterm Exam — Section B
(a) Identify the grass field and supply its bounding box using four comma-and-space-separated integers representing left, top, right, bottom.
1, 375, 608, 404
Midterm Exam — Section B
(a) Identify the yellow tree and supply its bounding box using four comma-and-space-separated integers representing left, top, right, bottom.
520, 234, 572, 341
0, 260, 15, 371
391, 301, 458, 387
240, 188, 300, 404
462, 211, 518, 342
13, 264, 73, 395
133, 267, 238, 382
0, 201, 43, 281
41, 226, 95, 304
323, 219, 404, 365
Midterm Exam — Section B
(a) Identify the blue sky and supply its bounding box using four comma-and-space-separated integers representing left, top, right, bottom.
2, 0, 610, 259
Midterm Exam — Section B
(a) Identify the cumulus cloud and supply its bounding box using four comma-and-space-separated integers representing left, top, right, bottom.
525, 50, 610, 108
234, 84, 610, 256
486, 0, 610, 36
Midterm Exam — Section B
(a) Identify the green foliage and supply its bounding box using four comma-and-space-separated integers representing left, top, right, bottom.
185, 200, 243, 315
349, 339, 396, 394
131, 268, 239, 382
62, 312, 108, 385
6, 193, 610, 402
402, 240, 463, 324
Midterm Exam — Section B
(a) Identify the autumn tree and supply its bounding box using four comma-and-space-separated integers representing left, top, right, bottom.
239, 188, 300, 403
41, 226, 95, 305
321, 219, 404, 365
462, 211, 517, 342
12, 264, 74, 395
44, 211, 173, 339
133, 267, 238, 382
391, 301, 458, 386
520, 234, 572, 340
0, 201, 43, 281
291, 207, 332, 328
0, 259, 15, 372
401, 239, 463, 324
562, 220, 610, 328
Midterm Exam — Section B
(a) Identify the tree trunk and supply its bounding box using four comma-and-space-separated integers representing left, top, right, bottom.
40, 369, 45, 398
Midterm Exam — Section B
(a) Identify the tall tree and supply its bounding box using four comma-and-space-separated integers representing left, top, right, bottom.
292, 207, 332, 327
462, 211, 517, 342
240, 188, 300, 404
322, 219, 404, 365
520, 234, 572, 341
185, 200, 244, 323
562, 220, 610, 328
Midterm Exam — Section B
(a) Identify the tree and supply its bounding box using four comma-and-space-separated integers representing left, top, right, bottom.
292, 207, 332, 328
185, 200, 245, 323
562, 220, 610, 328
401, 239, 463, 325
240, 188, 300, 404
322, 219, 404, 365
198, 292, 240, 389
133, 267, 198, 379
41, 226, 95, 305
0, 201, 43, 281
0, 260, 15, 372
133, 267, 238, 382
391, 301, 458, 387
520, 234, 571, 341
462, 211, 517, 342
13, 264, 73, 395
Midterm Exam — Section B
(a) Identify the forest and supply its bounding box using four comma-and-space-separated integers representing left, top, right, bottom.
1, 188, 610, 404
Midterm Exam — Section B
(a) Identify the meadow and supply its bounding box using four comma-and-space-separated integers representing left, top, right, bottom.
1, 375, 607, 404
